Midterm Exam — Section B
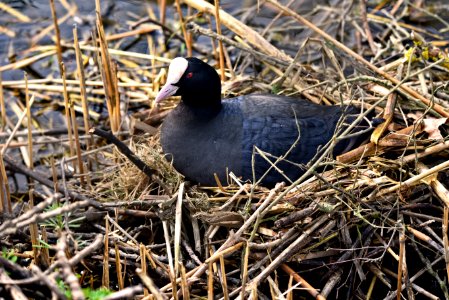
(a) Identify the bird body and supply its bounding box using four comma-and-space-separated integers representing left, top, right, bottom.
156, 57, 368, 186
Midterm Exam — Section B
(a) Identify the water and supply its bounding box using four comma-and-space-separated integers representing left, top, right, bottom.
0, 0, 167, 80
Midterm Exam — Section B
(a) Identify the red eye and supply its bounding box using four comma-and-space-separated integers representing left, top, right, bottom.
186, 72, 193, 79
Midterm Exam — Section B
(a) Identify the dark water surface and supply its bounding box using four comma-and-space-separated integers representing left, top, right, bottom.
0, 0, 334, 80
0, 0, 275, 78
1, 0, 164, 80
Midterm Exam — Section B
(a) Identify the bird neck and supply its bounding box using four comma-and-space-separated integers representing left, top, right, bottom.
181, 90, 222, 115
181, 92, 222, 118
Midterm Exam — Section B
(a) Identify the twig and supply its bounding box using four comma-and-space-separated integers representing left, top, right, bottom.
184, 0, 291, 61
214, 0, 225, 81
187, 22, 290, 68
265, 0, 449, 118
56, 234, 85, 300
89, 127, 157, 179
136, 268, 168, 300
281, 264, 325, 300
104, 285, 144, 300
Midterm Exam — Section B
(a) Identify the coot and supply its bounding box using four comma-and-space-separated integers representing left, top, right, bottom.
156, 57, 370, 186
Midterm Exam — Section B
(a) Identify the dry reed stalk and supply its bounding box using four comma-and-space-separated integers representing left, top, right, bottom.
381, 155, 449, 196
397, 233, 405, 300
174, 0, 192, 57
0, 50, 57, 72
31, 5, 76, 46
50, 157, 58, 192
139, 244, 149, 296
1, 95, 35, 155
184, 0, 291, 62
2, 80, 150, 104
74, 25, 92, 143
207, 258, 214, 299
444, 208, 449, 282
265, 0, 449, 118
105, 25, 160, 42
6, 77, 148, 89
384, 257, 446, 300
180, 264, 190, 300
169, 273, 181, 299
162, 219, 175, 283
366, 276, 377, 300
174, 183, 185, 279
240, 244, 250, 299
69, 93, 85, 184
60, 63, 75, 162
146, 35, 158, 96
159, 0, 167, 25
102, 216, 110, 289
407, 226, 442, 252
0, 134, 95, 149
219, 255, 229, 300
265, 61, 323, 104
337, 123, 423, 164
0, 26, 15, 37
82, 163, 92, 188
214, 0, 225, 81
40, 226, 50, 268
371, 65, 403, 144
417, 162, 449, 207
0, 162, 5, 214
368, 14, 441, 39
111, 63, 121, 133
221, 34, 235, 80
57, 234, 85, 299
77, 44, 171, 62
286, 275, 293, 300
4, 81, 85, 92
1, 45, 165, 74
0, 71, 5, 131
95, 0, 121, 133
138, 244, 149, 297
0, 153, 10, 213
25, 74, 33, 171
360, 0, 377, 55
273, 46, 303, 89
28, 190, 40, 265
144, 248, 157, 270
185, 185, 284, 284
159, 243, 244, 293
206, 16, 218, 62
49, 0, 64, 76
281, 264, 326, 300
250, 214, 328, 286
137, 267, 167, 300
0, 2, 31, 22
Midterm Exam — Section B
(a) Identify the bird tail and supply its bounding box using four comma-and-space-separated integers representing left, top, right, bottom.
335, 106, 382, 155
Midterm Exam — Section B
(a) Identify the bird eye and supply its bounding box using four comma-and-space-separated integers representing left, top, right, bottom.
186, 72, 193, 79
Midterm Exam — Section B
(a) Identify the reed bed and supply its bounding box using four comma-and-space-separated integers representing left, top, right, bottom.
0, 0, 449, 299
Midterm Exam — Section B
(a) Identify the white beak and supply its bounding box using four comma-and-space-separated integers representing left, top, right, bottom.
155, 57, 189, 103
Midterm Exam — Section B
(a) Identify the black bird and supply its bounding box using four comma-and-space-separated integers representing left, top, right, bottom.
156, 57, 371, 186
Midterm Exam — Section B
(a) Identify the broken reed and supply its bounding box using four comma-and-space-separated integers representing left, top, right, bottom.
95, 0, 121, 134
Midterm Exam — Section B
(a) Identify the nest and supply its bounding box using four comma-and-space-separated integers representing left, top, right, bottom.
1, 0, 449, 299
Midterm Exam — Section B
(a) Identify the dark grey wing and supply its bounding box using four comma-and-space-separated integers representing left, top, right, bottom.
161, 102, 244, 186
241, 112, 343, 185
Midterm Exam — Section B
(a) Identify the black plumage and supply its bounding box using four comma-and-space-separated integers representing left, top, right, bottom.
156, 57, 371, 186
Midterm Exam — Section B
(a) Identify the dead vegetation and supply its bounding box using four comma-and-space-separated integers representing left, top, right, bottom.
1, 0, 449, 299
